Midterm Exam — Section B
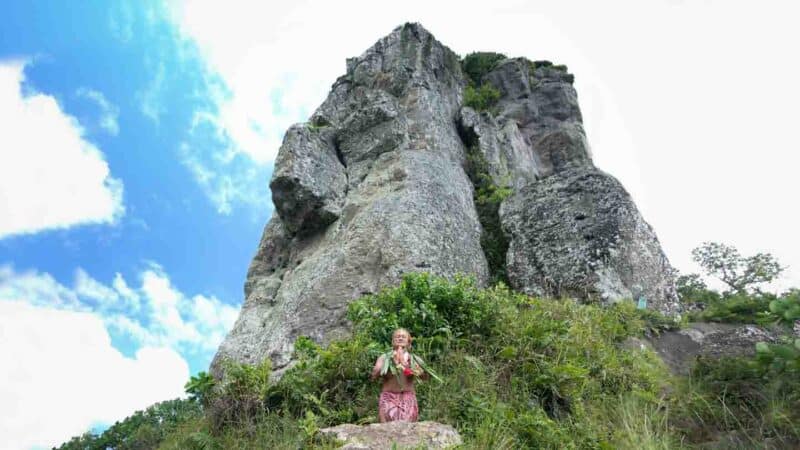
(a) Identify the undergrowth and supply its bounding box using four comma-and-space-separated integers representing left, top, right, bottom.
57, 274, 800, 449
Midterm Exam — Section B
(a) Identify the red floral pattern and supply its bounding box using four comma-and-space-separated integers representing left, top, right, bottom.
378, 390, 419, 422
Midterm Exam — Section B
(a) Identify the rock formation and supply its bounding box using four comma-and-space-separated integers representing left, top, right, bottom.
319, 421, 462, 449
211, 23, 681, 376
638, 323, 779, 375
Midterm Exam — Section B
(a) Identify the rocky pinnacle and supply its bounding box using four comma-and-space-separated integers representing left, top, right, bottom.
211, 23, 680, 377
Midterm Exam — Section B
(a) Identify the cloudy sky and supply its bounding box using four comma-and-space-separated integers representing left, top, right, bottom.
1, 0, 798, 448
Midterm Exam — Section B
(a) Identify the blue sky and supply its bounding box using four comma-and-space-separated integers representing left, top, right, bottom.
0, 2, 275, 448
2, 1, 799, 448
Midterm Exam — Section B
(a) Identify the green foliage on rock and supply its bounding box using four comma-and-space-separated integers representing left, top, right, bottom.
463, 84, 501, 112
769, 288, 800, 323
687, 292, 776, 325
462, 147, 512, 285
461, 52, 506, 86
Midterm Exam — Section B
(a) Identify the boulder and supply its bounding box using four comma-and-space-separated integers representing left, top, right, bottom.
500, 166, 681, 315
645, 322, 779, 375
319, 421, 462, 450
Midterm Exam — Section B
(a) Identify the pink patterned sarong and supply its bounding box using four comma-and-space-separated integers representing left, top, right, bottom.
378, 390, 419, 422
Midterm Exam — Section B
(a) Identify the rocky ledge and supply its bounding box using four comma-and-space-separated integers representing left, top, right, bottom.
319, 421, 462, 450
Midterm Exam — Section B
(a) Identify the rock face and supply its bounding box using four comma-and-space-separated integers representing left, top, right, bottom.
212, 23, 680, 376
645, 322, 779, 375
212, 23, 487, 375
319, 421, 462, 450
500, 166, 680, 314
455, 57, 679, 314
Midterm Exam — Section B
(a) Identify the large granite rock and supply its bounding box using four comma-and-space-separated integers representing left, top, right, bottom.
212, 23, 487, 375
457, 56, 679, 314
500, 166, 681, 314
212, 23, 681, 376
319, 421, 462, 450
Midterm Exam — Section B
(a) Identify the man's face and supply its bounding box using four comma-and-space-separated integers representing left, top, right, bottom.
392, 331, 410, 348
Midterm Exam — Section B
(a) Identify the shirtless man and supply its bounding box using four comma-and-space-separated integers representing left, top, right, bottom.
370, 328, 429, 422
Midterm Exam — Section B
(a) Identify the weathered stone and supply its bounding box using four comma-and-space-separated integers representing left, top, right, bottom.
646, 322, 779, 375
212, 23, 487, 375
500, 166, 681, 315
212, 22, 681, 376
270, 124, 346, 235
319, 421, 462, 450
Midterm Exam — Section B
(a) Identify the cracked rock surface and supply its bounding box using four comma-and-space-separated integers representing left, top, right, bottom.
212, 23, 680, 377
319, 421, 462, 450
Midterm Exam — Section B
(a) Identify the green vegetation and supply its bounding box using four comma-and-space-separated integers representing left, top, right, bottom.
462, 84, 501, 112
57, 399, 202, 450
58, 244, 800, 449
460, 52, 504, 112
690, 241, 785, 296
460, 52, 506, 86
462, 146, 512, 284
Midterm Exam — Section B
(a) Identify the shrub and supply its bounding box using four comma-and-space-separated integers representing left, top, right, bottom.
463, 147, 512, 284
62, 273, 682, 449
687, 293, 775, 325
769, 288, 800, 324
675, 273, 721, 306
185, 371, 216, 407
463, 84, 501, 112
208, 359, 272, 432
461, 52, 506, 86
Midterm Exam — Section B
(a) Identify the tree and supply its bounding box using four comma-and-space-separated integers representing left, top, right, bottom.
675, 272, 721, 304
691, 242, 785, 295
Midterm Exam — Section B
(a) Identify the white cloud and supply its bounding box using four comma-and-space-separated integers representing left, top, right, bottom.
75, 268, 120, 306
113, 272, 141, 311
135, 266, 239, 352
0, 263, 240, 448
76, 87, 120, 135
0, 262, 240, 357
0, 60, 125, 239
0, 300, 188, 450
139, 60, 166, 123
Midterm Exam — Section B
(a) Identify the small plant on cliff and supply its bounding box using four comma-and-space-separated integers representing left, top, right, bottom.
463, 84, 502, 112
461, 51, 506, 86
464, 146, 512, 284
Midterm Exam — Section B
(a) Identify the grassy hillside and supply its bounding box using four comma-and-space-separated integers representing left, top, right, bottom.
57, 273, 799, 449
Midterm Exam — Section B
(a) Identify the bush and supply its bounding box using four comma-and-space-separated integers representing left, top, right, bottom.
208, 359, 272, 432
461, 52, 506, 86
264, 274, 669, 448
769, 288, 800, 324
463, 84, 501, 111
687, 293, 775, 325
673, 354, 800, 446
185, 371, 216, 407
463, 148, 512, 284
675, 273, 721, 306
